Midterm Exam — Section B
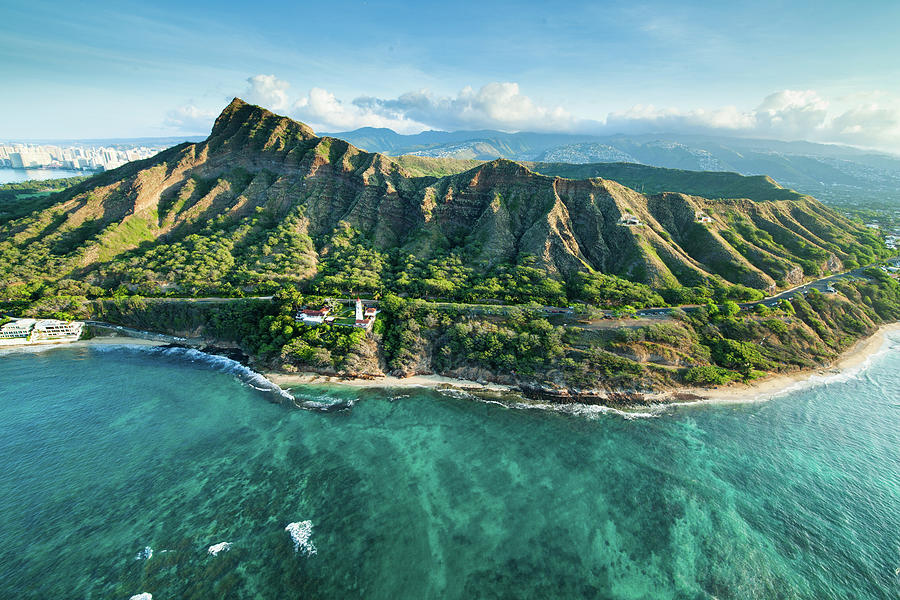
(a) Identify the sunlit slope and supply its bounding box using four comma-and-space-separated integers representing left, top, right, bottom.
0, 99, 885, 297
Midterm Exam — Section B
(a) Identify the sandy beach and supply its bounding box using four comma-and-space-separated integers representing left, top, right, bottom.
687, 321, 900, 405
9, 322, 896, 408
266, 371, 516, 392
0, 335, 168, 354
266, 322, 900, 405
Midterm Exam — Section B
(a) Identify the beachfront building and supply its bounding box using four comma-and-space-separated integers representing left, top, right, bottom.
0, 318, 36, 339
31, 319, 84, 340
296, 306, 331, 325
352, 298, 377, 331
0, 318, 83, 343
296, 300, 378, 331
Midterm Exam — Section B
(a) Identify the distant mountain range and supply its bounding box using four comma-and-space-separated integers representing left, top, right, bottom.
328, 128, 900, 207
0, 99, 886, 303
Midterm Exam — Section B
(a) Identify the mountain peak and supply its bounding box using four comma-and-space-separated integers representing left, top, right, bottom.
207, 98, 316, 145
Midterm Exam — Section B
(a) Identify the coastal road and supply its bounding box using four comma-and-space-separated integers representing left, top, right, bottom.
140, 260, 896, 323
604, 263, 892, 321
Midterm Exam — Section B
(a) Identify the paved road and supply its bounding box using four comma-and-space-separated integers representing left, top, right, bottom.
139, 261, 894, 322
630, 265, 879, 319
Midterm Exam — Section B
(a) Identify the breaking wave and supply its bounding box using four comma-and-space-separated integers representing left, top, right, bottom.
435, 387, 658, 419
285, 521, 317, 556
134, 546, 153, 561
507, 399, 658, 420
93, 345, 296, 404
92, 344, 365, 412
207, 541, 232, 556
293, 395, 356, 412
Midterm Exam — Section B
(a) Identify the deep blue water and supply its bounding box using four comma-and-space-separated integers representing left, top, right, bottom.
0, 340, 898, 599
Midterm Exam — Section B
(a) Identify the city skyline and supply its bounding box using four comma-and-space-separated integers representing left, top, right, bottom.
0, 142, 173, 172
2, 1, 900, 152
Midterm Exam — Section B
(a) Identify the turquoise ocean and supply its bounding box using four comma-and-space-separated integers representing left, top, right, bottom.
1, 339, 899, 599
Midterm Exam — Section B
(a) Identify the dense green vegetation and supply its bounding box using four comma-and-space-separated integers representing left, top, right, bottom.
91, 290, 377, 375
389, 156, 813, 204
0, 100, 889, 316
0, 176, 90, 224
372, 273, 900, 393
3, 101, 899, 401
526, 163, 805, 202
44, 265, 900, 401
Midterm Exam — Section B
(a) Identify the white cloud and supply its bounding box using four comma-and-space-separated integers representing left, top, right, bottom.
605, 104, 753, 134
753, 90, 830, 137
165, 76, 900, 151
828, 101, 900, 148
163, 104, 217, 134
352, 82, 577, 132
289, 82, 576, 134
292, 87, 427, 134
604, 89, 900, 150
243, 74, 291, 111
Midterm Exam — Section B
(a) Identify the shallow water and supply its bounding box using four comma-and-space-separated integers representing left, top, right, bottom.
1, 341, 899, 599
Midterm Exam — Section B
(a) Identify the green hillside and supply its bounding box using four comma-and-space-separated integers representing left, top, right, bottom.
391, 156, 805, 202
525, 162, 805, 202
0, 99, 888, 315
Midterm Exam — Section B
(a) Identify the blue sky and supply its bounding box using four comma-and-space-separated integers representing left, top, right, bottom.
2, 0, 900, 150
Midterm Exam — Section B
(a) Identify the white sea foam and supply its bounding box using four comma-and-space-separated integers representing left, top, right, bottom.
436, 388, 478, 401
129, 594, 152, 600
752, 338, 896, 402
92, 344, 366, 413
508, 399, 658, 420
207, 541, 232, 556
296, 399, 355, 411
437, 386, 659, 419
0, 343, 71, 356
285, 521, 317, 556
95, 345, 297, 403
134, 546, 153, 560
293, 391, 356, 412
161, 347, 295, 402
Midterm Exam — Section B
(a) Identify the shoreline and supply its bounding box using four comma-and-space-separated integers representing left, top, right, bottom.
6, 322, 896, 408
266, 371, 517, 393
267, 322, 900, 405
0, 336, 168, 354
682, 321, 900, 405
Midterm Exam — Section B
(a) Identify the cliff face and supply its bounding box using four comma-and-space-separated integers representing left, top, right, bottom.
0, 99, 885, 294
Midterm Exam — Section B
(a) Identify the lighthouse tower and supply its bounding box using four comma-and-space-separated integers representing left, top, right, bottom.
355, 298, 363, 321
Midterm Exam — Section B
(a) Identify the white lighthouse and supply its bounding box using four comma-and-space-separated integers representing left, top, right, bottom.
355, 298, 363, 321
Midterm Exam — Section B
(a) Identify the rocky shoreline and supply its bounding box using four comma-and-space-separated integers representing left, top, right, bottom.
78, 321, 900, 410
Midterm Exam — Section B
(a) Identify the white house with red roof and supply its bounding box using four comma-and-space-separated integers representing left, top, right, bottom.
296, 306, 331, 325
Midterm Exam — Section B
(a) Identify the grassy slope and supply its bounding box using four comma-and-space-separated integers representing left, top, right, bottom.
390, 156, 804, 202
525, 162, 805, 202
0, 100, 887, 309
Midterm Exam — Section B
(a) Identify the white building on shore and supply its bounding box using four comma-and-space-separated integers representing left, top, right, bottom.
0, 318, 84, 345
0, 318, 36, 339
296, 306, 331, 325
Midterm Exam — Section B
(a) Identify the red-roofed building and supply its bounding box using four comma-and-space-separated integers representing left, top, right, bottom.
296, 306, 331, 325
